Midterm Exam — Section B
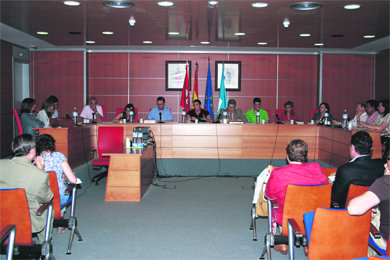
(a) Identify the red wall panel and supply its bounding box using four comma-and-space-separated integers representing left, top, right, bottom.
375, 50, 389, 100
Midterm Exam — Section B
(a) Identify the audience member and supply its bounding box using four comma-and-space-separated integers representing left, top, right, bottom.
217, 99, 245, 122
348, 151, 390, 255
246, 97, 269, 123
279, 101, 299, 123
187, 99, 213, 123
0, 134, 53, 243
80, 97, 103, 123
37, 99, 54, 127
265, 139, 327, 228
47, 95, 59, 118
331, 131, 384, 208
312, 102, 333, 124
20, 98, 44, 138
147, 96, 173, 122
364, 100, 379, 125
113, 103, 136, 123
359, 99, 390, 133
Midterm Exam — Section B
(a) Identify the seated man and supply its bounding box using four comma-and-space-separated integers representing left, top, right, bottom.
331, 131, 384, 208
363, 100, 380, 125
265, 139, 328, 228
217, 99, 245, 122
187, 99, 213, 123
0, 134, 53, 243
333, 102, 367, 128
147, 96, 173, 122
80, 97, 103, 123
347, 151, 390, 255
246, 97, 269, 123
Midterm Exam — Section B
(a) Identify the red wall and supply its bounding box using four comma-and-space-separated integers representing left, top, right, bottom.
375, 50, 389, 100
31, 51, 377, 123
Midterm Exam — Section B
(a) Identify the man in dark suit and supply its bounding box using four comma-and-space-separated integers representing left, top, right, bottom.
217, 99, 245, 122
331, 131, 384, 208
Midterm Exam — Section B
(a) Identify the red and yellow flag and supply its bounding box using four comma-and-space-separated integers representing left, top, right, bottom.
192, 62, 199, 108
180, 63, 190, 112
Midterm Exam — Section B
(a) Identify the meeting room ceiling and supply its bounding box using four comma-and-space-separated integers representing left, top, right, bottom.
0, 0, 389, 52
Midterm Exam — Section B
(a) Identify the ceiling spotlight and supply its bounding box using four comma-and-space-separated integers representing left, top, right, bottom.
37, 31, 49, 35
314, 42, 324, 46
257, 42, 267, 45
234, 32, 246, 36
200, 41, 210, 45
363, 35, 375, 39
251, 2, 269, 8
102, 31, 114, 35
290, 2, 322, 11
208, 1, 219, 7
344, 4, 360, 10
64, 1, 80, 6
299, 33, 311, 37
129, 16, 136, 26
86, 40, 95, 44
157, 1, 174, 7
103, 1, 134, 8
283, 18, 290, 28
168, 32, 180, 35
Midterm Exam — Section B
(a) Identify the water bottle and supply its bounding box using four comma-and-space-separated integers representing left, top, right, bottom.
72, 107, 78, 125
222, 111, 228, 124
129, 111, 134, 123
324, 112, 329, 125
181, 110, 186, 123
342, 110, 348, 128
256, 111, 261, 124
137, 132, 144, 148
132, 130, 138, 148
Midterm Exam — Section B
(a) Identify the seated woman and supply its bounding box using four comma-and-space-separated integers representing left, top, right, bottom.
358, 99, 390, 133
279, 101, 299, 123
20, 98, 44, 139
113, 103, 136, 123
36, 99, 55, 127
187, 99, 213, 123
312, 102, 334, 124
36, 134, 77, 230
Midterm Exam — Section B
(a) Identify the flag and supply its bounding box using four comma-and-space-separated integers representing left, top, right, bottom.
192, 62, 199, 108
180, 63, 190, 112
204, 61, 214, 120
217, 64, 227, 116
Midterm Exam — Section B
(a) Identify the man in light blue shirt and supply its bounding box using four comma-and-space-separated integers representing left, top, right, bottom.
147, 96, 173, 122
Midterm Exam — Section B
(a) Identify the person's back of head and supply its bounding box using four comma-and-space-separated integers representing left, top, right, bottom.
12, 134, 35, 157
286, 139, 308, 162
21, 98, 35, 114
351, 131, 372, 156
36, 134, 56, 154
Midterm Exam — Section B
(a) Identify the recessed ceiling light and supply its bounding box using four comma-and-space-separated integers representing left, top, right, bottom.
234, 32, 246, 36
208, 1, 218, 6
299, 33, 311, 37
257, 42, 267, 45
251, 2, 269, 8
157, 1, 174, 7
290, 2, 322, 11
103, 1, 134, 8
102, 31, 114, 35
168, 32, 180, 35
314, 42, 324, 46
200, 41, 210, 45
344, 4, 360, 10
64, 1, 80, 6
86, 41, 95, 44
363, 35, 375, 39
37, 31, 48, 35
143, 41, 153, 44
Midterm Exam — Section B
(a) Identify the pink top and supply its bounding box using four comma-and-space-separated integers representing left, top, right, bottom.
279, 112, 299, 122
366, 111, 379, 125
264, 162, 328, 224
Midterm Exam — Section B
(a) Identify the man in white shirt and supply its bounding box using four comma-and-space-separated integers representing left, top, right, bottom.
350, 102, 368, 128
80, 97, 104, 122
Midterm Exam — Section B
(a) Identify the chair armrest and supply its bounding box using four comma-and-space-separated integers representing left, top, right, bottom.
269, 199, 279, 209
0, 225, 16, 244
36, 200, 52, 216
370, 223, 382, 239
288, 218, 303, 238
64, 184, 75, 195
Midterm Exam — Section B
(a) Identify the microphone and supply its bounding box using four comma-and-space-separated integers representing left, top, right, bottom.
275, 113, 282, 124
159, 112, 162, 121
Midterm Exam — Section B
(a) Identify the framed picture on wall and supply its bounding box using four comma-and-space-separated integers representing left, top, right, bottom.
165, 61, 192, 91
215, 61, 241, 91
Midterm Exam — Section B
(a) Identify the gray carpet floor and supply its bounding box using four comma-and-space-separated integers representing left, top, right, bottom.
50, 164, 307, 260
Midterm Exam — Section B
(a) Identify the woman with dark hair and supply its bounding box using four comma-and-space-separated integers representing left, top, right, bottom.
359, 99, 390, 133
37, 99, 54, 127
279, 101, 299, 123
312, 102, 334, 124
36, 134, 77, 232
20, 98, 44, 138
112, 103, 136, 123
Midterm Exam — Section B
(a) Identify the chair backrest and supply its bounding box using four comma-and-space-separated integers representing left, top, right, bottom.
97, 126, 124, 160
281, 183, 332, 237
320, 166, 337, 177
47, 171, 63, 220
116, 107, 139, 123
100, 105, 106, 122
0, 188, 32, 245
310, 109, 319, 120
308, 208, 371, 259
345, 184, 369, 206
13, 109, 23, 135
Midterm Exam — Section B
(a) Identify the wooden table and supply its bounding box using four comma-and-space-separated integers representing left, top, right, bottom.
103, 145, 154, 202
